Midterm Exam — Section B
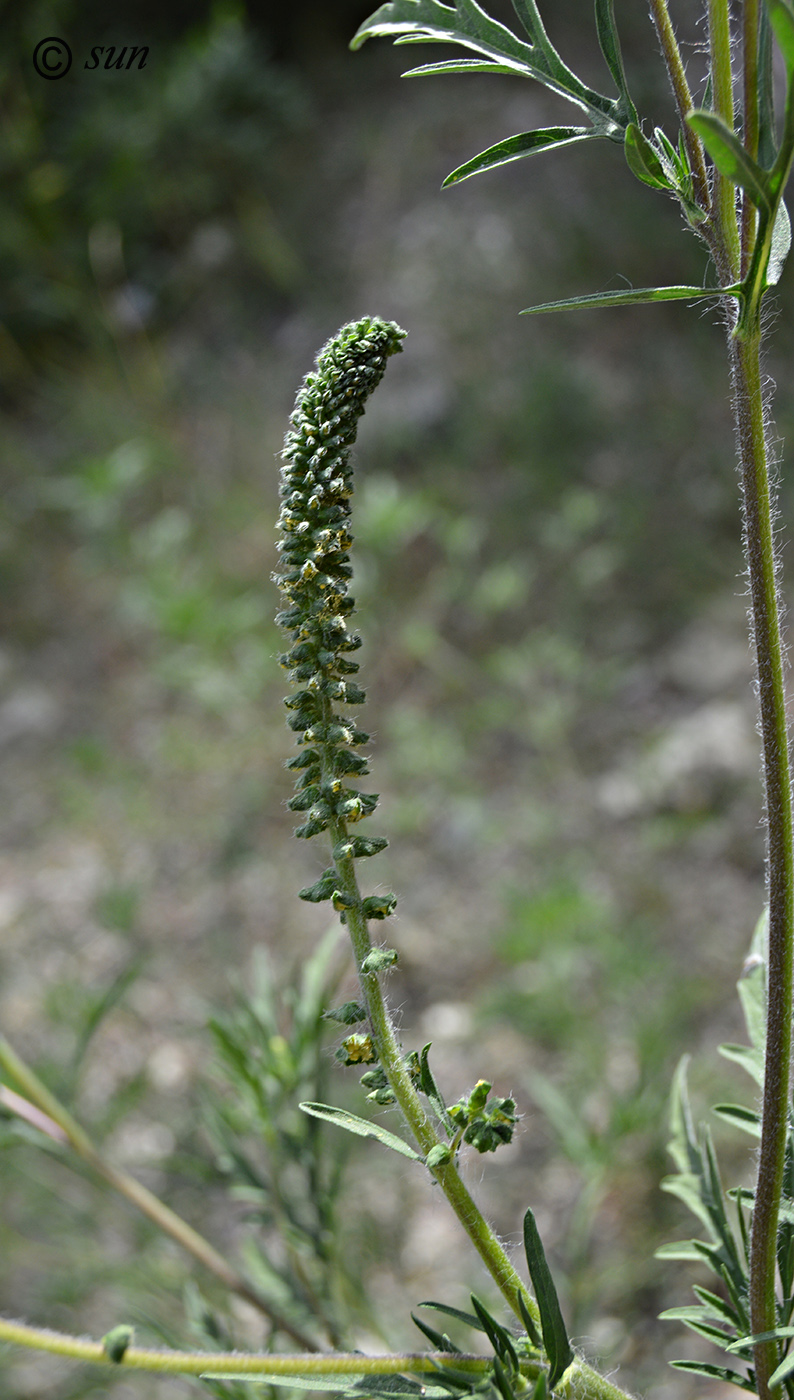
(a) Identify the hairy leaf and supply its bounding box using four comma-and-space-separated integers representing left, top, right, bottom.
299, 1102, 421, 1159
686, 111, 771, 211
624, 123, 673, 190
351, 0, 621, 127
442, 127, 597, 186
767, 200, 792, 286
520, 284, 740, 315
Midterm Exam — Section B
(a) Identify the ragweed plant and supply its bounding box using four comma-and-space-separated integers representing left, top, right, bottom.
2, 2, 794, 1399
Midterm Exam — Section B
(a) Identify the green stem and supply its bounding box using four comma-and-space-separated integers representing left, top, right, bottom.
0, 1313, 631, 1400
0, 1319, 516, 1378
327, 818, 535, 1322
708, 0, 742, 279
729, 328, 794, 1400
741, 0, 760, 276
647, 0, 710, 211
0, 1038, 321, 1352
323, 804, 638, 1399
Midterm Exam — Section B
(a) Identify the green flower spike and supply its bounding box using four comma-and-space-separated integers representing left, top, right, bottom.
275, 317, 406, 922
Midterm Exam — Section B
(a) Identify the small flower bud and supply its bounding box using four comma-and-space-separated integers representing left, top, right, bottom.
426, 1144, 453, 1171
336, 1033, 378, 1065
361, 947, 398, 974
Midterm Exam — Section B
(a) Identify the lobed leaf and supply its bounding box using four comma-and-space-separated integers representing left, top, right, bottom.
351, 0, 621, 127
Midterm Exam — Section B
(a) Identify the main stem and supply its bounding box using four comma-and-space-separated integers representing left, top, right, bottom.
730, 325, 794, 1400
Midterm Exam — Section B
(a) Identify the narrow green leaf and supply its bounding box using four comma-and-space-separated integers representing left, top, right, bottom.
523, 1208, 574, 1388
727, 1326, 794, 1353
670, 1361, 756, 1392
768, 0, 794, 72
417, 1301, 485, 1331
520, 284, 741, 315
518, 1290, 543, 1350
201, 1376, 444, 1398
403, 60, 521, 76
772, 1352, 794, 1390
712, 1104, 761, 1137
442, 127, 596, 187
299, 1102, 421, 1159
663, 1315, 736, 1346
470, 1295, 518, 1370
692, 1284, 742, 1328
411, 1313, 462, 1352
594, 0, 637, 121
767, 200, 792, 286
351, 0, 621, 125
686, 110, 772, 211
624, 123, 672, 189
418, 1046, 456, 1134
351, 0, 536, 73
718, 1043, 764, 1085
655, 1239, 711, 1261
759, 5, 778, 169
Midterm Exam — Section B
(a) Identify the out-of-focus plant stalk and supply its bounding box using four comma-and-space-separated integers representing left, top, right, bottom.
0, 1037, 321, 1351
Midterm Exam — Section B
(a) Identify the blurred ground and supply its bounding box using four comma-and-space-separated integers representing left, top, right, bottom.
1, 3, 794, 1398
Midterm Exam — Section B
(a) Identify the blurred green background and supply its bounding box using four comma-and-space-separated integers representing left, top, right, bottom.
1, 0, 793, 1396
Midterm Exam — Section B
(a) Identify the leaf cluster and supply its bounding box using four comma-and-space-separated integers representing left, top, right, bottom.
657, 915, 794, 1394
351, 0, 636, 187
205, 935, 362, 1348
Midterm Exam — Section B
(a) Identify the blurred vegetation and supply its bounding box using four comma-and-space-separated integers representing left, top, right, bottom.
0, 1, 793, 1398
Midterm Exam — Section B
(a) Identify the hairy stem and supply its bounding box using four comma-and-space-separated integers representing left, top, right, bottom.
647, 0, 709, 210
729, 328, 794, 1400
708, 0, 742, 278
0, 1319, 520, 1378
322, 726, 536, 1324
0, 1038, 320, 1352
741, 0, 761, 276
